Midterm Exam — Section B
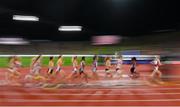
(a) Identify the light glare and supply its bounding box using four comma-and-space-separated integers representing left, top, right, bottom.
0, 38, 30, 45
13, 15, 39, 21
58, 26, 82, 31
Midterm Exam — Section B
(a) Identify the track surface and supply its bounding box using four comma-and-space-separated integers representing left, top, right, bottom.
1, 64, 180, 107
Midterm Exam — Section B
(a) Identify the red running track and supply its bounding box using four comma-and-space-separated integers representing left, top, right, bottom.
0, 64, 180, 107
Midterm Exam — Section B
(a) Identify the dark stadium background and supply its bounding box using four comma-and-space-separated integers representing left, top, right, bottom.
0, 0, 179, 54
0, 0, 179, 41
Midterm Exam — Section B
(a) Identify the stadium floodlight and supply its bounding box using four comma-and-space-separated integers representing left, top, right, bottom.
58, 26, 82, 31
0, 38, 30, 45
13, 15, 39, 21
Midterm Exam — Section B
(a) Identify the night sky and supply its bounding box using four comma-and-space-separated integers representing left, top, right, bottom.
0, 0, 179, 41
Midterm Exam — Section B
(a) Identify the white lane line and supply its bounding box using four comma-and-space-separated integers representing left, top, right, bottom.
1, 92, 180, 96
2, 87, 180, 92
1, 106, 180, 107
3, 99, 180, 102
41, 87, 180, 90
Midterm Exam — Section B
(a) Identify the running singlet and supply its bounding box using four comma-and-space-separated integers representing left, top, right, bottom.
13, 61, 21, 69
154, 59, 161, 67
57, 59, 63, 67
153, 58, 161, 71
130, 62, 136, 74
80, 61, 85, 72
93, 61, 97, 68
49, 61, 54, 68
116, 59, 123, 69
31, 61, 41, 74
92, 60, 98, 72
72, 60, 78, 72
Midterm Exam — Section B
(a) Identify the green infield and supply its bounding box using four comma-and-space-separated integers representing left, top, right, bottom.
0, 57, 94, 68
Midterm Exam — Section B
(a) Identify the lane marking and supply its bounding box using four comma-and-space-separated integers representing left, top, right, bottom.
1, 92, 180, 96
41, 87, 180, 90
3, 99, 180, 102
2, 87, 180, 91
1, 106, 180, 107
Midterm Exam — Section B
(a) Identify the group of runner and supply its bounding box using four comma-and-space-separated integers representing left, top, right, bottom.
6, 55, 162, 83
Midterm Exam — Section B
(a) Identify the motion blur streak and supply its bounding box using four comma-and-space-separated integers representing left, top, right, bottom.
92, 35, 121, 45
